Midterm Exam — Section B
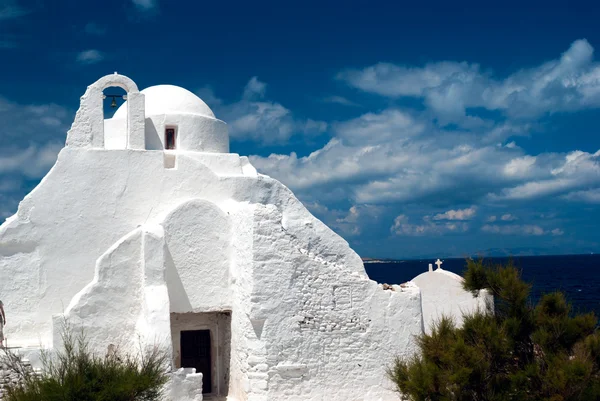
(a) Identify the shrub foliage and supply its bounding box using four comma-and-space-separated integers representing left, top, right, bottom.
1, 329, 169, 401
389, 259, 600, 401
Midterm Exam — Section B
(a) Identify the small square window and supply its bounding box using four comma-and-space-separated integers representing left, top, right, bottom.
165, 128, 176, 150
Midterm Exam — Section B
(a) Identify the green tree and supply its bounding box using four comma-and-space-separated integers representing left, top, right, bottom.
389, 259, 600, 401
1, 328, 169, 401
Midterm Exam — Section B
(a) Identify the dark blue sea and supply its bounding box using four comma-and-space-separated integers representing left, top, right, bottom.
364, 254, 600, 317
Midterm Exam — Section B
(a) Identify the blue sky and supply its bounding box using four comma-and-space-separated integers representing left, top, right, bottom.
1, 0, 599, 258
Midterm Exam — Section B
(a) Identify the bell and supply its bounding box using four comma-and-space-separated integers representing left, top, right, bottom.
110, 97, 118, 109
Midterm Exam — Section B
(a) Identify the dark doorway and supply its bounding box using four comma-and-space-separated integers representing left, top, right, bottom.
181, 330, 212, 394
165, 128, 176, 149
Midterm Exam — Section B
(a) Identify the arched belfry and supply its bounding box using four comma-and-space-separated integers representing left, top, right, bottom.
66, 72, 145, 149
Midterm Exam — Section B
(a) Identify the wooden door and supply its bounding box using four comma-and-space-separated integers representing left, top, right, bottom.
181, 330, 212, 394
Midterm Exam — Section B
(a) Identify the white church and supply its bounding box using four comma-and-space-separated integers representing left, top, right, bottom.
0, 73, 488, 401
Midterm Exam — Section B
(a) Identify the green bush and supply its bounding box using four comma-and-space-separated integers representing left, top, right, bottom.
1, 328, 169, 401
389, 259, 600, 401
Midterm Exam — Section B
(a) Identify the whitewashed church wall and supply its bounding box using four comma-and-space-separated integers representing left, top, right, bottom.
237, 175, 368, 276
225, 202, 259, 400
183, 153, 254, 176
0, 142, 429, 400
104, 118, 127, 149
137, 225, 173, 354
143, 113, 229, 153
53, 228, 145, 354
163, 368, 204, 401
54, 225, 174, 358
0, 145, 364, 347
243, 204, 423, 401
411, 269, 491, 335
162, 199, 232, 312
0, 150, 239, 346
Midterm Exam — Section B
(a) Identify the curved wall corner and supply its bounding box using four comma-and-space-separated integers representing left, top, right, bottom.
162, 199, 232, 312
411, 269, 491, 334
144, 114, 229, 153
52, 225, 173, 358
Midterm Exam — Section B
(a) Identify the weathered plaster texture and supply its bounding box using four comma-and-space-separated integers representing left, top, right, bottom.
165, 368, 204, 401
0, 73, 485, 400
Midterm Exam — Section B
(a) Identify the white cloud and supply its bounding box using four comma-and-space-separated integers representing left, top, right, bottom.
0, 96, 70, 176
339, 39, 600, 121
491, 150, 600, 201
334, 109, 425, 145
500, 213, 518, 221
339, 61, 475, 98
185, 56, 600, 245
243, 76, 267, 100
0, 142, 62, 178
481, 224, 549, 236
391, 215, 427, 236
76, 49, 104, 65
252, 105, 600, 206
302, 201, 331, 217
562, 188, 600, 204
333, 205, 384, 236
503, 156, 537, 177
0, 97, 71, 143
195, 86, 223, 107
391, 214, 469, 236
0, 95, 71, 218
323, 96, 360, 107
205, 77, 327, 144
433, 206, 477, 221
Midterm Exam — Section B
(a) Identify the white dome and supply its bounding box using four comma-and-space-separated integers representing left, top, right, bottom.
113, 85, 215, 119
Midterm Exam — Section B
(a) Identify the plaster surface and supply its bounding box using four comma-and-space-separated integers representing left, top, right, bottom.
411, 268, 492, 334
114, 85, 215, 119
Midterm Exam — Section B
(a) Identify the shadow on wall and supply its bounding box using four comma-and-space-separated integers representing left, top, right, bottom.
145, 118, 163, 151
165, 246, 193, 313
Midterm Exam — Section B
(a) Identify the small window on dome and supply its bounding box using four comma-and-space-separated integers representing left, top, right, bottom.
165, 127, 177, 150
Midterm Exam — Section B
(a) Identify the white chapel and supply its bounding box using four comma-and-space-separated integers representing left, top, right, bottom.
0, 73, 487, 401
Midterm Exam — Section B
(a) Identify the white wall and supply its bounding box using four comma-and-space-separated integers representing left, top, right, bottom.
143, 114, 229, 153
411, 269, 491, 334
163, 199, 232, 312
234, 204, 423, 401
0, 146, 426, 399
54, 225, 173, 357
0, 150, 242, 346
104, 118, 127, 149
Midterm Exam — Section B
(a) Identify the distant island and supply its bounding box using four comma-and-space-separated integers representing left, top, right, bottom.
361, 257, 405, 264
362, 248, 598, 262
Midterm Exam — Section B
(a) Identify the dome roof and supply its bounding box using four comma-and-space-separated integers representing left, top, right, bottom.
113, 85, 215, 119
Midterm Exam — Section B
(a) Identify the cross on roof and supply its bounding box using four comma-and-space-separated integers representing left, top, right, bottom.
435, 259, 443, 270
